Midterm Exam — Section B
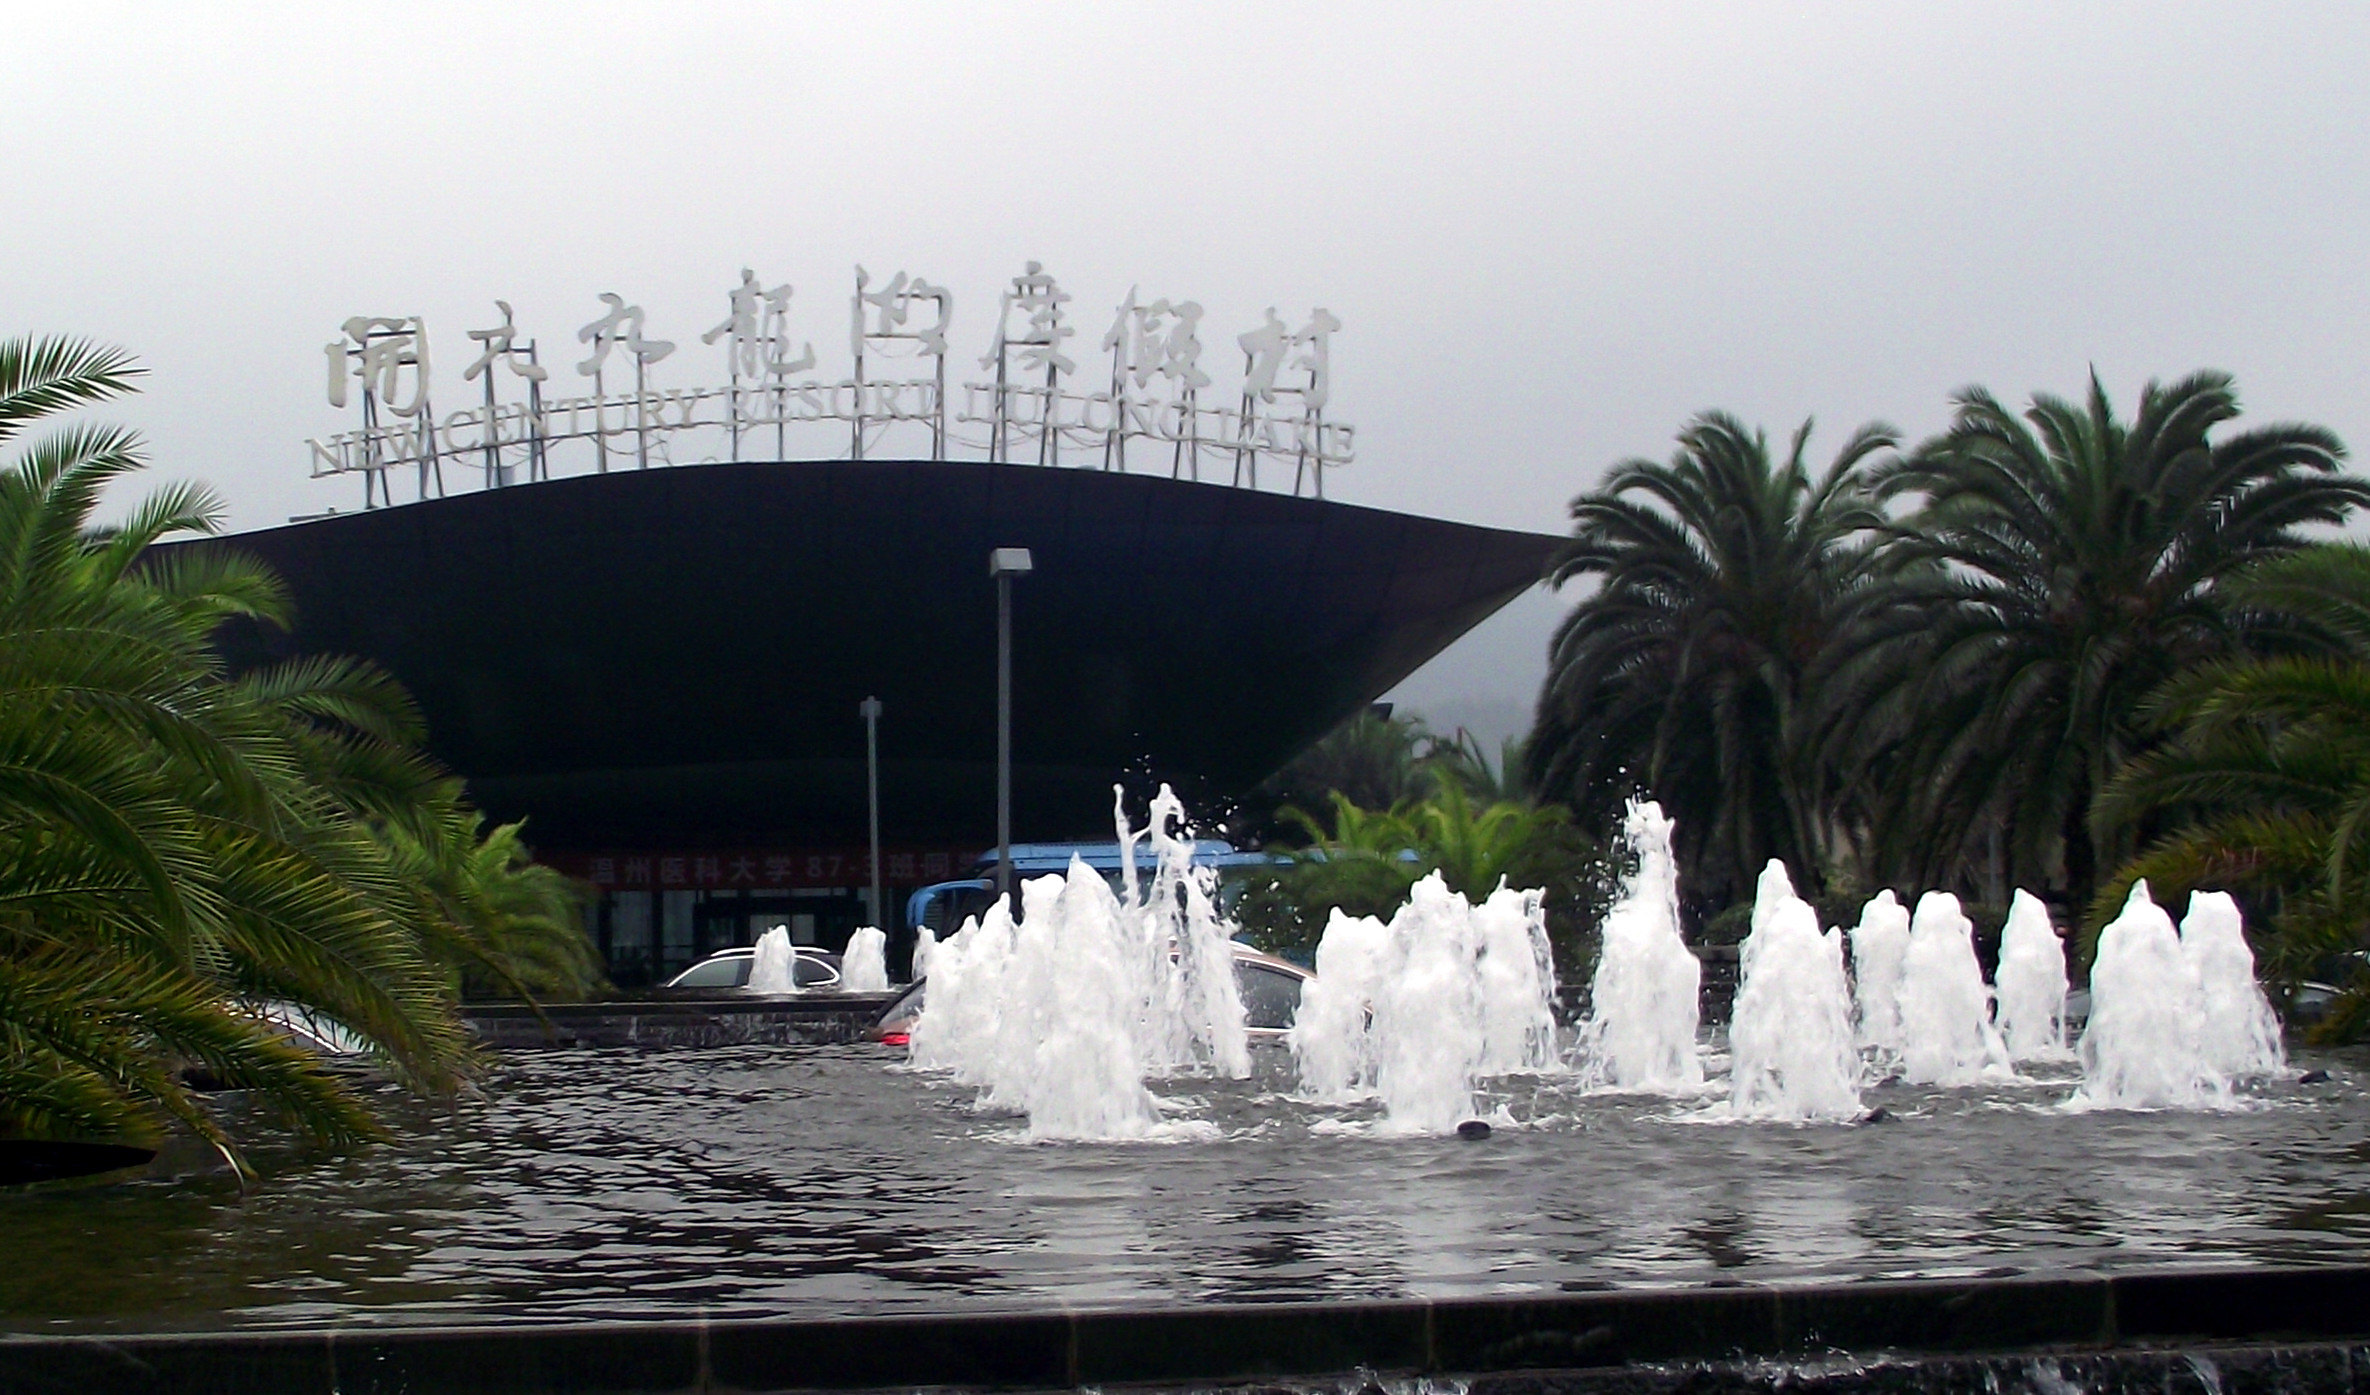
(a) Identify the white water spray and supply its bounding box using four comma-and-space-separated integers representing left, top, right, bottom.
1849, 891, 1911, 1057
1475, 884, 1560, 1074
1289, 909, 1391, 1098
1574, 800, 1704, 1091
1992, 891, 2070, 1063
993, 864, 1165, 1138
841, 926, 890, 992
1125, 787, 1252, 1079
906, 901, 1015, 1076
1369, 875, 1489, 1132
903, 784, 1249, 1140
1297, 872, 1561, 1131
2077, 882, 2208, 1108
2181, 891, 2285, 1082
2073, 883, 2282, 1108
1897, 892, 2007, 1086
748, 925, 801, 994
1727, 861, 1861, 1120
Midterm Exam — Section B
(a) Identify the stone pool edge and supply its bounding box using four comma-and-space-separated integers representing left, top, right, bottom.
3, 1264, 2364, 1394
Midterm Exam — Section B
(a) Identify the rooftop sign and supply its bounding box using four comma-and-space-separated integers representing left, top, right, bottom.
309, 264, 1351, 508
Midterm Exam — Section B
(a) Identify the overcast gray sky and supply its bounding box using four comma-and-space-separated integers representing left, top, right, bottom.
8, 3, 2367, 746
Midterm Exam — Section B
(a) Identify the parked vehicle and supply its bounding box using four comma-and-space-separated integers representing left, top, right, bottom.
870, 942, 1311, 1046
661, 946, 844, 992
247, 1000, 372, 1056
2288, 950, 2370, 1026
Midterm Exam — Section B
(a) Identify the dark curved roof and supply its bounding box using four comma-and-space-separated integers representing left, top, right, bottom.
199, 459, 1559, 846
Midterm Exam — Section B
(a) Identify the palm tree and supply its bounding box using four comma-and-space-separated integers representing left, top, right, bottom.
0, 334, 594, 1170
1528, 413, 1895, 905
382, 803, 604, 1001
1426, 728, 1533, 806
1245, 707, 1435, 841
1235, 769, 1599, 973
1833, 372, 2364, 911
2093, 543, 2370, 1036
1401, 776, 1570, 899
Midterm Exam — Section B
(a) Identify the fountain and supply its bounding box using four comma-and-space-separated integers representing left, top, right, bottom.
1293, 873, 1561, 1131
1993, 890, 2070, 1062
1287, 909, 1391, 1098
1474, 884, 1560, 1074
2182, 890, 2287, 1081
1726, 860, 1861, 1120
1896, 891, 2007, 1086
1848, 890, 1911, 1058
15, 793, 2356, 1386
903, 778, 2306, 1139
747, 924, 801, 993
2076, 880, 2235, 1109
904, 786, 1249, 1138
1123, 787, 1252, 1079
1573, 800, 1704, 1091
905, 898, 1016, 1076
994, 866, 1170, 1139
1368, 874, 1491, 1132
841, 926, 890, 992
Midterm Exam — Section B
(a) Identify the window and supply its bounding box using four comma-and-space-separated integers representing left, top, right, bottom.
1236, 963, 1304, 1031
669, 956, 752, 988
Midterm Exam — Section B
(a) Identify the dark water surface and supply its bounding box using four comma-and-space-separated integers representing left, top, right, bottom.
4, 1044, 2367, 1333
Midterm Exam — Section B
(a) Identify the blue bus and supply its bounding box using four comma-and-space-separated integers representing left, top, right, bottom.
903, 840, 1279, 938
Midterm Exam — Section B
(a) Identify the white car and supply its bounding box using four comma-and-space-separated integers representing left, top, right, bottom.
661, 946, 844, 992
868, 942, 1312, 1045
247, 1000, 371, 1055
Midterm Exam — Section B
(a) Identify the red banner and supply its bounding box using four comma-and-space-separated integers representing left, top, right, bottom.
541, 847, 985, 891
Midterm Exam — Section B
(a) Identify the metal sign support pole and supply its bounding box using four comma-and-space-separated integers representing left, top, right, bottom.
988, 546, 1033, 905
861, 696, 884, 930
997, 570, 1012, 902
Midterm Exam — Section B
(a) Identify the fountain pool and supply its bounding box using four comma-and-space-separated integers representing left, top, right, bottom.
1, 1040, 2364, 1335
7, 796, 2361, 1355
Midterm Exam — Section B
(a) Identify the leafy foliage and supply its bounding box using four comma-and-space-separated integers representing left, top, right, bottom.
1241, 708, 1541, 844
380, 804, 603, 1002
1830, 372, 2364, 911
1528, 369, 2366, 1010
1528, 412, 1894, 905
1238, 708, 1436, 841
1426, 729, 1534, 806
1233, 770, 1609, 982
0, 334, 600, 1173
2093, 545, 2370, 1037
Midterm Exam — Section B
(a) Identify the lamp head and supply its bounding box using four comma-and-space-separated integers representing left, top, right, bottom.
988, 546, 1034, 577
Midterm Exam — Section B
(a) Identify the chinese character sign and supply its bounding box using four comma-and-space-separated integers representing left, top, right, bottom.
306, 265, 1352, 504
464, 301, 548, 386
577, 293, 675, 378
1104, 291, 1209, 397
704, 268, 815, 380
981, 261, 1074, 379
326, 316, 432, 416
1289, 308, 1341, 412
854, 267, 954, 358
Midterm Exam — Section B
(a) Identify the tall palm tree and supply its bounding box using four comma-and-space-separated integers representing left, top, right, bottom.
2093, 543, 2370, 1035
1528, 413, 1895, 905
1256, 709, 1433, 824
1426, 728, 1533, 806
0, 335, 594, 1170
1833, 372, 2364, 911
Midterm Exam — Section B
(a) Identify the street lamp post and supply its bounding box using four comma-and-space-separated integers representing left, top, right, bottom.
860, 695, 883, 929
988, 547, 1034, 904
